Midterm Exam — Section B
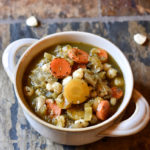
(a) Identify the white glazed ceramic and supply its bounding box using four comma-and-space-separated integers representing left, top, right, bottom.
2, 31, 150, 145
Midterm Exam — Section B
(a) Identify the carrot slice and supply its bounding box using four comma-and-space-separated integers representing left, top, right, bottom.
96, 100, 110, 120
111, 87, 123, 99
50, 58, 71, 79
46, 99, 61, 117
97, 49, 108, 63
68, 48, 89, 64
72, 63, 86, 72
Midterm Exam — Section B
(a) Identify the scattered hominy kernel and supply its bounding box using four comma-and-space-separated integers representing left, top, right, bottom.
133, 33, 147, 45
46, 83, 53, 91
24, 86, 34, 96
62, 76, 72, 86
103, 63, 111, 71
26, 16, 38, 27
110, 97, 117, 106
107, 68, 117, 79
52, 82, 62, 94
73, 68, 84, 79
114, 77, 124, 87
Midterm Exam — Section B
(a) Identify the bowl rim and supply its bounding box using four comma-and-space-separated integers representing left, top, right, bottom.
14, 31, 134, 132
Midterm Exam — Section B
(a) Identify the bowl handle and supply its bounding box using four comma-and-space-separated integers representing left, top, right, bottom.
2, 38, 38, 84
99, 89, 150, 137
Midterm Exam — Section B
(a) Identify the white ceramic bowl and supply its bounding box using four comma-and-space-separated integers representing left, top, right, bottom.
2, 31, 150, 145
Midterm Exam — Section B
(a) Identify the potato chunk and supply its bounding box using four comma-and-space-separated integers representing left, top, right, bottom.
84, 105, 92, 121
67, 108, 84, 120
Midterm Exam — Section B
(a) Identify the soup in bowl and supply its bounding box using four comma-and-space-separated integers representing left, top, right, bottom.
2, 32, 149, 145
23, 42, 125, 128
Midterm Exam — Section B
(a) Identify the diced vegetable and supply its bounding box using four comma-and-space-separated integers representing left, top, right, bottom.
84, 99, 94, 108
97, 82, 111, 97
84, 70, 97, 86
88, 56, 103, 73
67, 108, 84, 120
84, 105, 92, 121
56, 115, 65, 127
44, 52, 53, 61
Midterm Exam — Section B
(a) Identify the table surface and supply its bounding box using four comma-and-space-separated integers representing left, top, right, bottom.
0, 0, 150, 150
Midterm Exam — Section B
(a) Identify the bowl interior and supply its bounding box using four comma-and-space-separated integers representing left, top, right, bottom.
15, 31, 133, 131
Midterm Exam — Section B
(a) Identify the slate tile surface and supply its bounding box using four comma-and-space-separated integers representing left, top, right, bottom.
0, 0, 98, 19
0, 21, 150, 150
